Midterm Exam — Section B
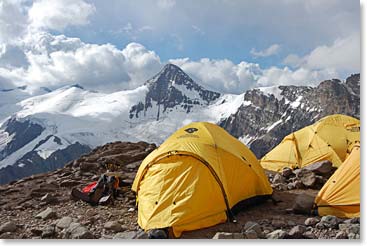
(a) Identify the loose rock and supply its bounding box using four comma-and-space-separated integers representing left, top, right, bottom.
305, 217, 320, 226
320, 215, 340, 229
56, 216, 73, 229
212, 232, 244, 239
35, 207, 57, 220
266, 229, 288, 239
288, 225, 307, 238
0, 221, 17, 233
113, 231, 138, 239
104, 221, 125, 232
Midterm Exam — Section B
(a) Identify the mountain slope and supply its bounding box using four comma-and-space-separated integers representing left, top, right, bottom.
0, 64, 360, 184
220, 75, 360, 158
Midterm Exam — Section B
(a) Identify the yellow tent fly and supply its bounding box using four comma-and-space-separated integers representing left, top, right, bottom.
261, 114, 360, 172
314, 143, 360, 218
132, 122, 272, 237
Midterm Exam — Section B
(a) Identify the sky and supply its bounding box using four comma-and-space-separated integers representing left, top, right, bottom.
0, 0, 361, 94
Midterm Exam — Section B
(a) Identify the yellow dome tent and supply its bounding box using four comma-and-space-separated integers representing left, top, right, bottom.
261, 114, 360, 172
314, 143, 360, 218
132, 122, 272, 237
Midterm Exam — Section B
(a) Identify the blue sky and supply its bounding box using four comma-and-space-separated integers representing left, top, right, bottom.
61, 0, 360, 66
0, 0, 361, 94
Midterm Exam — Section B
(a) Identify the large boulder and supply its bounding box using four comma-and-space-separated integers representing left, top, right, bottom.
292, 193, 316, 214
303, 160, 334, 175
296, 169, 317, 187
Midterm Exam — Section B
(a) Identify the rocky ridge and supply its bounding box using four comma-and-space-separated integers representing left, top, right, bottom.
221, 74, 360, 158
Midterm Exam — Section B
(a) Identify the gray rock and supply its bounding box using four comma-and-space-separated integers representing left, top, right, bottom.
292, 193, 316, 214
266, 229, 288, 239
343, 217, 359, 224
287, 182, 296, 190
287, 221, 296, 227
298, 169, 317, 187
244, 229, 258, 239
0, 221, 17, 233
339, 223, 360, 234
65, 222, 94, 239
320, 215, 340, 229
282, 167, 294, 178
113, 231, 138, 239
212, 232, 244, 239
271, 183, 288, 191
302, 231, 317, 239
335, 231, 348, 239
40, 193, 59, 204
41, 225, 55, 238
304, 160, 333, 175
135, 230, 149, 239
271, 218, 287, 228
304, 217, 320, 226
243, 221, 262, 236
348, 233, 360, 239
35, 207, 57, 220
60, 180, 80, 187
293, 180, 304, 189
104, 221, 125, 232
315, 222, 325, 229
272, 173, 286, 184
288, 225, 307, 238
30, 228, 43, 236
56, 216, 73, 229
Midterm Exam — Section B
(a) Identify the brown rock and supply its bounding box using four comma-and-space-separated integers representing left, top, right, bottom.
303, 160, 333, 175
292, 193, 316, 214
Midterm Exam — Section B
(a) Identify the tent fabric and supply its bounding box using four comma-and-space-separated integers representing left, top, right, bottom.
260, 114, 360, 172
314, 143, 360, 218
132, 122, 272, 237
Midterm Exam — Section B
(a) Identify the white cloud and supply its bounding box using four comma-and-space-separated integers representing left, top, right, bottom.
0, 44, 29, 68
283, 33, 360, 75
28, 0, 96, 31
157, 0, 176, 10
256, 66, 338, 87
0, 0, 28, 44
0, 34, 162, 92
250, 44, 281, 58
170, 58, 261, 93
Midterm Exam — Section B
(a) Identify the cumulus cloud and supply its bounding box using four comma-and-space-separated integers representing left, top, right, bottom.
28, 0, 96, 31
170, 58, 261, 93
0, 0, 28, 43
0, 33, 162, 92
250, 44, 281, 58
256, 66, 338, 87
283, 33, 360, 75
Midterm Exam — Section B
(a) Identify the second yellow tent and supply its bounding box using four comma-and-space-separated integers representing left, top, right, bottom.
314, 143, 360, 218
261, 114, 360, 172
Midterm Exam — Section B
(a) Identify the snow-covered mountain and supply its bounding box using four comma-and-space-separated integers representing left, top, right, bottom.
0, 64, 360, 184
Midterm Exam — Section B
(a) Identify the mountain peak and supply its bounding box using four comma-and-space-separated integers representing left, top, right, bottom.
129, 64, 220, 120
146, 63, 191, 87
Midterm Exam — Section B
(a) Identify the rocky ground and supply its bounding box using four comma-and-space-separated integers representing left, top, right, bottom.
0, 142, 360, 239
